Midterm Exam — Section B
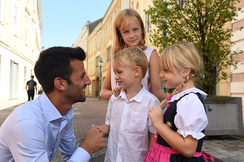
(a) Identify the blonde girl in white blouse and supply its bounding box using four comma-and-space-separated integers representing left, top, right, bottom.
144, 42, 214, 162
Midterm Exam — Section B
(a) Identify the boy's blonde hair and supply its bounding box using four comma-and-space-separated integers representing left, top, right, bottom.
112, 47, 148, 78
159, 42, 203, 106
112, 8, 146, 55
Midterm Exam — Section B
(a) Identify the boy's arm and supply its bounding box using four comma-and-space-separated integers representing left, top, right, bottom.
148, 131, 154, 150
97, 124, 110, 135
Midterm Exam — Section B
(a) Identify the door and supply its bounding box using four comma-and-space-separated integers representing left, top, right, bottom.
9, 60, 18, 99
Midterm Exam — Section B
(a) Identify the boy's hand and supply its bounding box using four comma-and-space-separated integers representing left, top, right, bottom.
148, 106, 164, 128
111, 87, 121, 97
95, 125, 103, 132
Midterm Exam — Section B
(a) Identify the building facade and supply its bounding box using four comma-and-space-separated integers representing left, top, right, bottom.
75, 0, 244, 105
85, 0, 119, 97
230, 0, 244, 119
72, 18, 103, 96
0, 0, 42, 102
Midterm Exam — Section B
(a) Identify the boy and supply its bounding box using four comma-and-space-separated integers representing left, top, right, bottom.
98, 47, 160, 162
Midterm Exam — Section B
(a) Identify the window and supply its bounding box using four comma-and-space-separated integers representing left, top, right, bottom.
122, 0, 130, 9
23, 66, 26, 89
95, 38, 97, 48
92, 40, 94, 51
6, 0, 9, 23
32, 22, 35, 49
103, 52, 107, 64
33, 0, 36, 10
108, 20, 110, 32
9, 61, 19, 99
114, 10, 117, 21
96, 56, 99, 68
131, 0, 134, 8
105, 25, 107, 36
0, 0, 2, 21
25, 18, 29, 43
14, 5, 18, 34
89, 62, 90, 73
106, 46, 111, 62
136, 2, 139, 9
145, 14, 150, 33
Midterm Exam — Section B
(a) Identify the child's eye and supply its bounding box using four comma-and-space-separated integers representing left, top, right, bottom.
133, 28, 138, 31
114, 71, 122, 75
123, 31, 128, 34
163, 69, 168, 72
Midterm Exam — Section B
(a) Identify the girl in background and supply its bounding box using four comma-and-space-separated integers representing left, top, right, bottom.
144, 42, 214, 162
100, 8, 167, 101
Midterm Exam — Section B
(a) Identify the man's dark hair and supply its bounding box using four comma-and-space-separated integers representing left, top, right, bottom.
34, 46, 86, 94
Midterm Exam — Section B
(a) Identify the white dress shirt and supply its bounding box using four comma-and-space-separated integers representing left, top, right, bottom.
0, 93, 90, 162
104, 86, 160, 162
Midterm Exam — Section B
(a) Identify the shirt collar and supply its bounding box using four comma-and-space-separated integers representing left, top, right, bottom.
118, 85, 146, 103
170, 87, 207, 102
39, 93, 74, 122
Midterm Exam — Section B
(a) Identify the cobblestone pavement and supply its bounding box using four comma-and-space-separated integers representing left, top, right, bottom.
203, 135, 244, 162
1, 97, 244, 162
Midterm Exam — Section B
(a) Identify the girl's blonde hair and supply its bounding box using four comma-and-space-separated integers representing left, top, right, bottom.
112, 47, 148, 78
112, 8, 146, 56
159, 42, 203, 107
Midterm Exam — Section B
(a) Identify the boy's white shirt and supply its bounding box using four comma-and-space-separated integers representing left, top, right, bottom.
104, 85, 160, 162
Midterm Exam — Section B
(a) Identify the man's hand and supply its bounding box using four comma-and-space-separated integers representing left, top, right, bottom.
79, 125, 105, 155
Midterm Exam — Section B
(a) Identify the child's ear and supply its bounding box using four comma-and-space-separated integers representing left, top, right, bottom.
134, 66, 142, 78
182, 67, 191, 77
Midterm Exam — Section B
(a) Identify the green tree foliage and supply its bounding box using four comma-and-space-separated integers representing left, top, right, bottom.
145, 0, 242, 96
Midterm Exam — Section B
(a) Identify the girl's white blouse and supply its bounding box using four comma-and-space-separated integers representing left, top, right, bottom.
168, 87, 208, 140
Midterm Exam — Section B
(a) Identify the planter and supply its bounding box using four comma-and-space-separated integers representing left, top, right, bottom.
204, 97, 244, 136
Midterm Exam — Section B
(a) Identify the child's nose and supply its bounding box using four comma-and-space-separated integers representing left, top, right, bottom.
115, 75, 119, 80
159, 71, 164, 78
129, 32, 134, 38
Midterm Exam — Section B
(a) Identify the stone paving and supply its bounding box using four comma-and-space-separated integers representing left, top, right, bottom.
1, 96, 244, 162
203, 135, 244, 162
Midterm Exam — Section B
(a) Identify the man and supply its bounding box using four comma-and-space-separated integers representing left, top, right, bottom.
0, 47, 105, 161
25, 75, 37, 101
